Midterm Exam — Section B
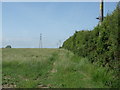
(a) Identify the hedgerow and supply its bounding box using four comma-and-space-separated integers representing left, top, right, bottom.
62, 2, 120, 87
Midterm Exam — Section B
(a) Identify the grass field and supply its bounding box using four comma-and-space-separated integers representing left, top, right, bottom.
2, 48, 113, 88
0, 48, 2, 89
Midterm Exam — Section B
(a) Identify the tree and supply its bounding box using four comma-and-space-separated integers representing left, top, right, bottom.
5, 45, 12, 48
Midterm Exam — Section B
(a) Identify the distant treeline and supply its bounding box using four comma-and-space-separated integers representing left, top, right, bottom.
62, 3, 120, 87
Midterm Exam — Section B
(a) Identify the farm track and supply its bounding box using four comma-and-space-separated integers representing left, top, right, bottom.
2, 48, 111, 88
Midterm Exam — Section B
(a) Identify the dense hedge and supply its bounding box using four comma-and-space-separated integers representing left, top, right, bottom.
62, 3, 120, 87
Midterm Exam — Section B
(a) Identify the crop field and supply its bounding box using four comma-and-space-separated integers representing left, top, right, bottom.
2, 48, 113, 88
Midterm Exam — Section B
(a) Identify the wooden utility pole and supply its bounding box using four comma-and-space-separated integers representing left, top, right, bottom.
100, 0, 104, 22
96, 0, 104, 25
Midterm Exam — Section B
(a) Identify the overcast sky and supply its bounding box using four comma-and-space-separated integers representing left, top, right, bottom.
1, 2, 118, 48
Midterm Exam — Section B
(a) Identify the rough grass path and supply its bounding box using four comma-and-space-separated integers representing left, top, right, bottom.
2, 48, 113, 88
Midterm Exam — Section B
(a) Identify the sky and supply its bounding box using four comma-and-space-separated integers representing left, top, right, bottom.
1, 2, 118, 48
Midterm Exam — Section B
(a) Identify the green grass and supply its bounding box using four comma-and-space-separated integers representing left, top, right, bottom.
2, 48, 113, 88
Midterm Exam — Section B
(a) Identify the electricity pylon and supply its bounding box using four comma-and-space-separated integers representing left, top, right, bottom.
39, 33, 42, 48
